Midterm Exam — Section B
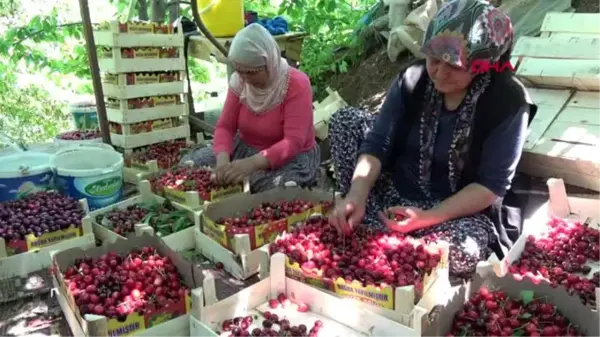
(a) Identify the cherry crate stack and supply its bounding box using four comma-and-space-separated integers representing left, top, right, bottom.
93, 21, 191, 163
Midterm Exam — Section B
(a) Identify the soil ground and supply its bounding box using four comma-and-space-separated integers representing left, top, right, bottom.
328, 0, 599, 112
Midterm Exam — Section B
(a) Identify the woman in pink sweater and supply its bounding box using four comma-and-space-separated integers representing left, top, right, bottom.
181, 24, 320, 192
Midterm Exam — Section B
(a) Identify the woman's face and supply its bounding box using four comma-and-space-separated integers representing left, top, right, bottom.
237, 68, 269, 88
425, 56, 474, 95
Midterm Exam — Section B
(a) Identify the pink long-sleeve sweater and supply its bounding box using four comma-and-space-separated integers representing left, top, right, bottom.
212, 68, 316, 169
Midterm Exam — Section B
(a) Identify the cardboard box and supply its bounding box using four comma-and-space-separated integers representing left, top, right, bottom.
422, 266, 600, 337
51, 234, 204, 337
190, 252, 420, 337
201, 187, 334, 252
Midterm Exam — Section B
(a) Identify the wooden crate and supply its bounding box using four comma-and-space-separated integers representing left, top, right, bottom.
110, 121, 190, 149
51, 234, 200, 336
313, 88, 348, 140
98, 48, 185, 73
0, 199, 95, 280
518, 89, 600, 191
85, 185, 201, 250
190, 252, 429, 337
513, 13, 600, 91
106, 100, 187, 124
94, 21, 184, 48
102, 71, 186, 99
490, 178, 600, 309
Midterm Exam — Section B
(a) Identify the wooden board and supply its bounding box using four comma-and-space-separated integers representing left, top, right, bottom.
519, 91, 600, 191
512, 36, 599, 60
540, 13, 600, 35
523, 88, 572, 150
516, 58, 600, 91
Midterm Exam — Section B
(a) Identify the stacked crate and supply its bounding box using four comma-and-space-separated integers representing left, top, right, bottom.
93, 21, 191, 183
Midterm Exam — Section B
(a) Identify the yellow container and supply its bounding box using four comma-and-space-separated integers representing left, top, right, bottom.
197, 0, 245, 38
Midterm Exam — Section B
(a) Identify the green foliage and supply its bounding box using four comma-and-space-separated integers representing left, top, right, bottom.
188, 58, 211, 84
0, 64, 71, 144
275, 0, 379, 97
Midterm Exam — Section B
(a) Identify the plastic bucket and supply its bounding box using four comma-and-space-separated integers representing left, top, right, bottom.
51, 147, 124, 210
70, 96, 98, 130
0, 152, 53, 202
197, 0, 244, 37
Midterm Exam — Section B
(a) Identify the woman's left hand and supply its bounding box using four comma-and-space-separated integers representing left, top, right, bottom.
221, 158, 257, 185
379, 206, 438, 233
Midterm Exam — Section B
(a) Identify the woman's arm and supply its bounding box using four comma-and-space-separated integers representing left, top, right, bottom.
256, 73, 313, 169
213, 89, 242, 160
426, 106, 530, 224
348, 76, 407, 200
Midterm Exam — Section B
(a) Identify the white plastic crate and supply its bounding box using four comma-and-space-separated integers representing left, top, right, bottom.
103, 71, 186, 99
94, 21, 184, 48
110, 122, 190, 149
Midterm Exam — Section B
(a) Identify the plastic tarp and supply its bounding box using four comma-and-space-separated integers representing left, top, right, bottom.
385, 0, 574, 61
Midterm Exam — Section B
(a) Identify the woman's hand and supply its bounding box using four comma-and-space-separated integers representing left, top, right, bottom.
221, 157, 257, 185
329, 192, 367, 235
379, 206, 438, 233
213, 153, 230, 185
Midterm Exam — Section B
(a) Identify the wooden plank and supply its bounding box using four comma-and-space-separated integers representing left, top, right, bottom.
516, 58, 600, 91
532, 122, 600, 159
518, 152, 600, 191
540, 13, 600, 35
554, 107, 600, 125
512, 36, 600, 60
544, 32, 598, 39
522, 89, 572, 150
568, 91, 600, 109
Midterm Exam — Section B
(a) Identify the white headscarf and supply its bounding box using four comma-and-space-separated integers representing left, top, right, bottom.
228, 23, 291, 114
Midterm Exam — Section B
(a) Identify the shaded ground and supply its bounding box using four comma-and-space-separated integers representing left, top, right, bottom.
572, 0, 599, 13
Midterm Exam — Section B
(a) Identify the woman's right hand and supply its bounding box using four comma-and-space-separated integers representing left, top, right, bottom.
213, 153, 230, 185
328, 192, 367, 235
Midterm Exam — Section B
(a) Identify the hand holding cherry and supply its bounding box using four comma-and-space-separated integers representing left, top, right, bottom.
379, 206, 438, 233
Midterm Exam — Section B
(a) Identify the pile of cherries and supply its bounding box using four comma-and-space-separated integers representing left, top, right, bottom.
0, 191, 85, 240
63, 246, 188, 320
445, 287, 583, 337
219, 293, 321, 337
149, 167, 236, 199
216, 200, 329, 228
56, 129, 100, 140
508, 217, 599, 307
269, 216, 442, 289
130, 140, 190, 169
95, 204, 149, 235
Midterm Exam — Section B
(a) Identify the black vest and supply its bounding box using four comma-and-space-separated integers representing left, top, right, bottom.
388, 59, 538, 258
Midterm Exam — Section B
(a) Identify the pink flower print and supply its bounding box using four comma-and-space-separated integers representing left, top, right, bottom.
422, 31, 469, 69
483, 8, 512, 46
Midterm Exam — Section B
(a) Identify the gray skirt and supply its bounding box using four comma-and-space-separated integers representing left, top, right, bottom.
180, 138, 321, 193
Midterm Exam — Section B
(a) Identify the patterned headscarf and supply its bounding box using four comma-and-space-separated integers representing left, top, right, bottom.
228, 23, 291, 114
416, 0, 515, 199
421, 0, 514, 71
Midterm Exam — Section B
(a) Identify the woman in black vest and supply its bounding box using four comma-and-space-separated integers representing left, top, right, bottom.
328, 0, 537, 278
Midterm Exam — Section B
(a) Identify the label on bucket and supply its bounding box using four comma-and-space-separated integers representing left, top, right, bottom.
55, 173, 123, 211
0, 172, 53, 203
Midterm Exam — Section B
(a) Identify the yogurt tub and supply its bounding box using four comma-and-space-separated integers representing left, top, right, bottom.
0, 152, 53, 202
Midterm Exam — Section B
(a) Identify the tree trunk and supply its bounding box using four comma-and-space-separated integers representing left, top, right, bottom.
138, 0, 149, 20
150, 0, 167, 22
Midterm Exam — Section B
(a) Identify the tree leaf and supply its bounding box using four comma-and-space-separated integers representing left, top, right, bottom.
513, 329, 525, 336
520, 313, 532, 319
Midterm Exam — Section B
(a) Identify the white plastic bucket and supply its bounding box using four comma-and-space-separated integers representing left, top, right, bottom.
51, 147, 124, 210
0, 152, 53, 202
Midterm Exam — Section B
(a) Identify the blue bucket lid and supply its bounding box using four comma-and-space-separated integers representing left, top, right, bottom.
0, 152, 52, 178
